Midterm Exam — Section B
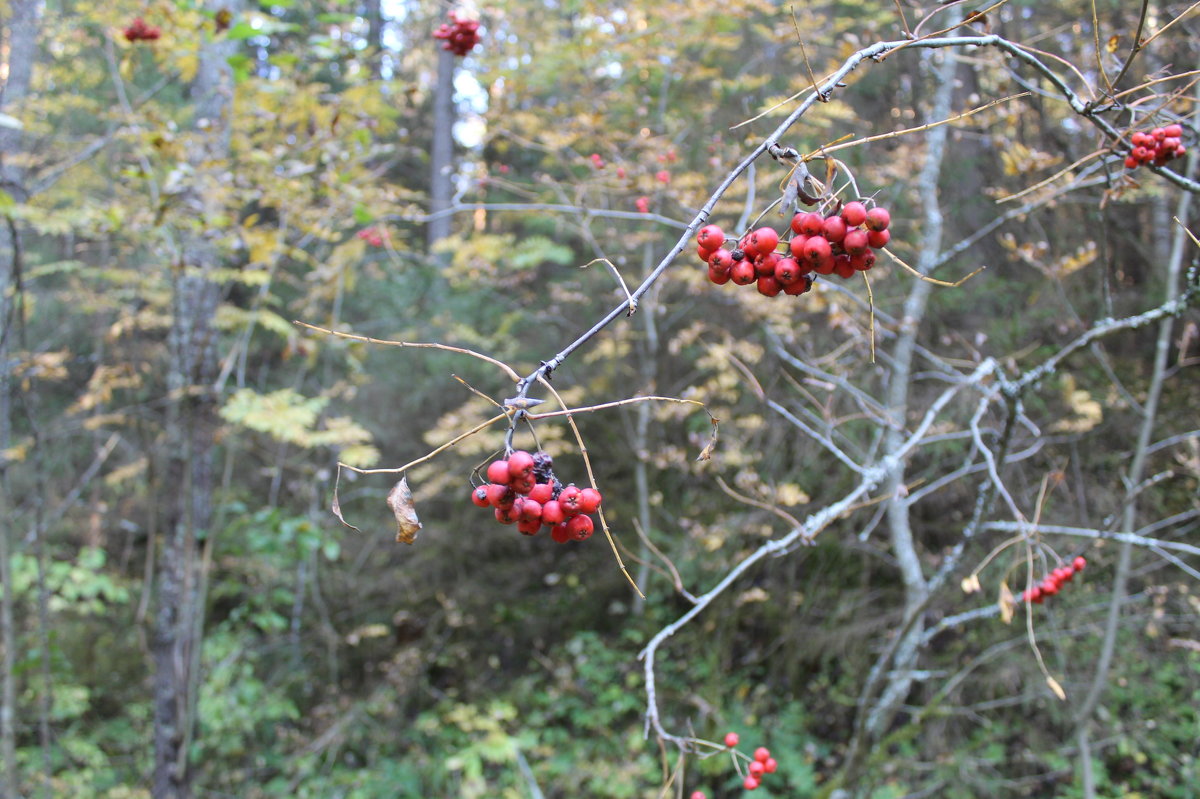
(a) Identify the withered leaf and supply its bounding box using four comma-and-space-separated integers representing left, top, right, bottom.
388, 477, 423, 544
1046, 675, 1067, 701
999, 581, 1015, 624
696, 419, 720, 461
331, 466, 361, 532
961, 573, 982, 594
1106, 34, 1120, 53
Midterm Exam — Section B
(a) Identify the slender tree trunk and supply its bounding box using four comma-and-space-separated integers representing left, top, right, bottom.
427, 48, 456, 250
152, 4, 240, 796
1073, 143, 1196, 798
364, 0, 383, 78
0, 2, 40, 795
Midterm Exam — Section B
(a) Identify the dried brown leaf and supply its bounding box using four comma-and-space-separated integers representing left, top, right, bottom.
999, 581, 1015, 624
388, 477, 423, 544
1046, 675, 1067, 701
961, 573, 982, 594
331, 466, 361, 532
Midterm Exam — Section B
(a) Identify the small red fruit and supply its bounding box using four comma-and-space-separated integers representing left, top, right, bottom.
748, 761, 765, 777
486, 484, 515, 509
471, 486, 490, 508
567, 514, 594, 541
1164, 123, 1183, 138
486, 460, 511, 485
782, 275, 813, 295
775, 257, 802, 285
843, 229, 870, 255
822, 215, 847, 244
541, 500, 565, 525
550, 522, 571, 543
867, 228, 891, 249
724, 732, 739, 747
841, 201, 867, 227
516, 517, 541, 535
743, 775, 760, 791
528, 483, 553, 504
558, 485, 583, 514
636, 196, 650, 213
753, 747, 771, 763
757, 275, 783, 297
1124, 155, 1140, 169
697, 224, 725, 251
495, 506, 520, 524
802, 235, 832, 265
697, 245, 715, 262
749, 226, 779, 256
655, 169, 670, 183
1040, 579, 1058, 597
730, 259, 757, 285
850, 251, 876, 272
833, 257, 855, 279
708, 249, 734, 271
1073, 556, 1087, 572
616, 166, 626, 179
709, 265, 731, 285
510, 474, 536, 495
764, 758, 778, 774
578, 487, 602, 514
507, 450, 535, 477
865, 207, 891, 232
519, 499, 543, 521
799, 212, 825, 236
789, 234, 809, 258
690, 792, 706, 799
754, 251, 780, 277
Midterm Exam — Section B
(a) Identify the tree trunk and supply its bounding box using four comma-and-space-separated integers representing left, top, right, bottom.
152, 4, 240, 796
427, 47, 456, 250
0, 2, 40, 795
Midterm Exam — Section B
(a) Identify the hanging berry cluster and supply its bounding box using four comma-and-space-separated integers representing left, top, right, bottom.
356, 227, 386, 247
689, 733, 781, 795
123, 17, 161, 42
697, 201, 893, 298
1016, 556, 1086, 606
433, 12, 481, 56
1124, 124, 1186, 169
469, 450, 602, 542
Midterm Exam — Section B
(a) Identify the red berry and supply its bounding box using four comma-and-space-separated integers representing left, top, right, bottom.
697, 224, 725, 251
743, 775, 760, 791
822, 215, 847, 244
749, 761, 765, 777
690, 792, 706, 799
550, 522, 571, 543
1124, 155, 1140, 169
636, 197, 650, 213
516, 517, 541, 535
867, 228, 891, 249
708, 265, 731, 285
789, 234, 809, 259
656, 169, 670, 183
749, 226, 779, 256
567, 514, 594, 541
578, 487, 602, 514
865, 207, 891, 232
541, 500, 565, 525
1040, 579, 1058, 597
841, 201, 867, 227
616, 166, 626, 179
519, 499, 543, 521
471, 486, 490, 508
756, 275, 783, 297
843, 229, 870, 255
850, 251, 876, 272
1073, 556, 1087, 572
798, 212, 824, 236
764, 757, 778, 774
486, 460, 511, 485
782, 275, 813, 295
790, 213, 808, 235
558, 485, 583, 514
1152, 127, 1166, 141
813, 251, 835, 275
730, 259, 757, 285
528, 483, 553, 504
1031, 586, 1044, 604
510, 474, 536, 495
753, 747, 771, 763
708, 249, 734, 271
724, 732, 739, 747
775, 257, 802, 285
507, 450, 535, 477
1164, 123, 1183, 138
754, 252, 780, 277
1175, 145, 1187, 158
486, 484, 515, 509
495, 506, 520, 524
833, 256, 855, 279
802, 235, 831, 265
1131, 131, 1149, 147
697, 245, 715, 262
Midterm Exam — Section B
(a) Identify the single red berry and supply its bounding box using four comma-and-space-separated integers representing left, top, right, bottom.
709, 265, 732, 285
843, 229, 870, 255
1073, 556, 1087, 572
802, 235, 832, 265
754, 252, 780, 277
1152, 127, 1166, 141
867, 228, 891, 249
743, 775, 760, 791
1124, 155, 1140, 169
822, 215, 847, 244
516, 517, 541, 535
471, 486, 490, 508
813, 251, 835, 275
1031, 585, 1044, 604
749, 226, 779, 256
764, 757, 778, 774
558, 485, 583, 514
775, 257, 802, 285
833, 257, 855, 279
1040, 579, 1058, 597
724, 732, 739, 747
656, 169, 670, 183
730, 259, 757, 285
748, 761, 765, 777
1175, 145, 1187, 158
757, 275, 783, 297
578, 487, 602, 514
708, 249, 735, 271
567, 514, 594, 541
689, 792, 706, 799
789, 234, 810, 259
782, 275, 813, 295
697, 245, 716, 262
510, 474, 536, 495
754, 747, 771, 763
1162, 137, 1182, 151
697, 224, 725, 251
486, 460, 511, 485
495, 506, 520, 524
550, 522, 571, 543
790, 213, 808, 235
486, 484, 515, 509
1131, 131, 1149, 147
519, 499, 543, 521
1164, 123, 1183, 138
528, 483, 554, 504
541, 500, 565, 525
865, 207, 891, 232
507, 450, 535, 477
616, 166, 626, 179
799, 212, 825, 236
841, 201, 867, 227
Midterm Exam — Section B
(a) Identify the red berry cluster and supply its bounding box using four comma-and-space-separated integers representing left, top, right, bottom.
1124, 125, 1186, 169
433, 12, 481, 56
123, 17, 162, 42
697, 201, 892, 298
1016, 556, 1086, 605
469, 450, 602, 542
716, 733, 780, 793
356, 227, 386, 247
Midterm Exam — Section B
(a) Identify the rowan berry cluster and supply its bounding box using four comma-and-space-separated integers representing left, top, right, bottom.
1016, 556, 1086, 605
469, 450, 602, 542
123, 17, 161, 42
697, 201, 892, 298
356, 227, 386, 247
1124, 124, 1186, 169
691, 733, 780, 793
433, 12, 481, 56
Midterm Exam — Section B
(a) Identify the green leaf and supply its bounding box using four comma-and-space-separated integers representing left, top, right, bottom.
353, 203, 374, 225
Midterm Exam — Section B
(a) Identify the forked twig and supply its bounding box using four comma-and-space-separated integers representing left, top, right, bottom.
337, 412, 510, 476
880, 247, 987, 286
714, 476, 805, 532
581, 258, 635, 315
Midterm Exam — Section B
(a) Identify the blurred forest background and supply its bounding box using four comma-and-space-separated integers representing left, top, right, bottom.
1, 0, 1198, 797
